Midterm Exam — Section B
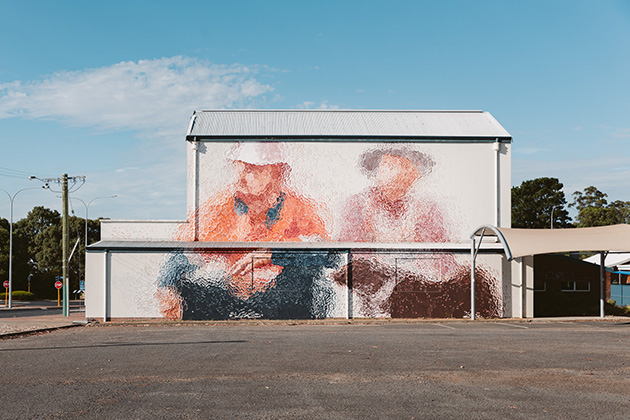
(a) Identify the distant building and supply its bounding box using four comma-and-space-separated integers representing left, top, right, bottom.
533, 254, 602, 317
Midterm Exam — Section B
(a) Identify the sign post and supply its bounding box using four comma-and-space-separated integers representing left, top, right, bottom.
55, 279, 63, 307
3, 280, 8, 306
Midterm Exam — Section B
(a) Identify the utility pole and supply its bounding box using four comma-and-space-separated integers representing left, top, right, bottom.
30, 174, 85, 317
62, 174, 69, 316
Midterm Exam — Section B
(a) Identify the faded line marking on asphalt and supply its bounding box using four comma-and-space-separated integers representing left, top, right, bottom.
572, 322, 604, 330
501, 323, 529, 329
548, 321, 603, 331
432, 323, 456, 330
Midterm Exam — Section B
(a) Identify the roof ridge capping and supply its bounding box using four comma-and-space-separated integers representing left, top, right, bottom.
196, 109, 485, 113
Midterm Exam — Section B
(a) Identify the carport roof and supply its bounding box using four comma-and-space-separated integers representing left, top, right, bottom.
472, 224, 630, 260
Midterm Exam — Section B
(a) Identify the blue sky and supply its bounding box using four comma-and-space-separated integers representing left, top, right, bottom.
0, 0, 629, 222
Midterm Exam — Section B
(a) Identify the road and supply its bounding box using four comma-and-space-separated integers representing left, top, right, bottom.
0, 301, 84, 319
1, 320, 629, 419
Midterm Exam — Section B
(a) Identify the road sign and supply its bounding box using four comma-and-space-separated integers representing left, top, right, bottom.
79, 280, 85, 291
55, 281, 63, 289
3, 280, 8, 288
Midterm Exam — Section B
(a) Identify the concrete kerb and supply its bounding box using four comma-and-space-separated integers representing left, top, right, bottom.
0, 323, 83, 340
0, 303, 89, 339
3, 313, 628, 338
89, 315, 630, 328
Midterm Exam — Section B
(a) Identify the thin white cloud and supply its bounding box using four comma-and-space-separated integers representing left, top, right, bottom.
513, 147, 548, 155
317, 101, 339, 109
0, 56, 273, 135
612, 128, 630, 138
0, 57, 277, 221
115, 167, 140, 173
297, 100, 339, 109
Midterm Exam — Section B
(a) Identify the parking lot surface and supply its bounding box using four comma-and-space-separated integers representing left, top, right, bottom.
1, 320, 629, 419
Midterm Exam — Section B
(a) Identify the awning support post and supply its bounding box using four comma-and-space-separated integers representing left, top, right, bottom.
470, 228, 486, 321
600, 251, 607, 318
471, 237, 476, 320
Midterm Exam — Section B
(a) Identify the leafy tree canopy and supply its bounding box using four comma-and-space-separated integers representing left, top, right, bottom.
511, 177, 572, 228
0, 206, 101, 297
570, 186, 630, 227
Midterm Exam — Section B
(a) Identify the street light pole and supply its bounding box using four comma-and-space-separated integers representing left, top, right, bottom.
0, 186, 45, 308
550, 205, 559, 229
71, 195, 118, 247
70, 195, 117, 294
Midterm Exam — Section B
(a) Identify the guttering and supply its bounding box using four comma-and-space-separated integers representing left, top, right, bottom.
186, 112, 197, 136
87, 240, 507, 253
185, 135, 513, 142
493, 138, 501, 226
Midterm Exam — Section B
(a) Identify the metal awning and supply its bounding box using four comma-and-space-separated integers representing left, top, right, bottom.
469, 224, 630, 319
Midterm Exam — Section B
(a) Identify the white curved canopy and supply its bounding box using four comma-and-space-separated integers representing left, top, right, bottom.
472, 224, 630, 260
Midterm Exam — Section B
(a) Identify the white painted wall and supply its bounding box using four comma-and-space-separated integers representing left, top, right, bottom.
190, 141, 512, 242
101, 220, 186, 241
89, 138, 514, 319
85, 251, 105, 319
88, 248, 504, 319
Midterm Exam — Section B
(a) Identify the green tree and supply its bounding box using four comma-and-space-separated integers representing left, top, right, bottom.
12, 207, 61, 297
511, 177, 572, 228
0, 218, 9, 283
0, 206, 102, 298
570, 186, 630, 227
33, 215, 93, 290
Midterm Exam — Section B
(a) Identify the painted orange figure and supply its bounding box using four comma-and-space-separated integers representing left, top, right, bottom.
158, 142, 335, 320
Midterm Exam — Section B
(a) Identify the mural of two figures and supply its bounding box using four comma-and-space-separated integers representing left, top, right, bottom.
157, 142, 501, 320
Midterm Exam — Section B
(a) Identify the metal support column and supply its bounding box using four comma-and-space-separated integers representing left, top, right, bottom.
103, 250, 109, 322
470, 237, 476, 320
600, 251, 606, 318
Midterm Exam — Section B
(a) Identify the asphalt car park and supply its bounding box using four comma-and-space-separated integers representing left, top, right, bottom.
1, 320, 629, 419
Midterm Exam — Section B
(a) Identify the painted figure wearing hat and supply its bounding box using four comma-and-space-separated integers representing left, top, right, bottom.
336, 146, 500, 318
339, 146, 448, 243
157, 142, 339, 320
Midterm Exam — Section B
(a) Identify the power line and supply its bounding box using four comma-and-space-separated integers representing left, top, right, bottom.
0, 172, 30, 180
0, 166, 46, 178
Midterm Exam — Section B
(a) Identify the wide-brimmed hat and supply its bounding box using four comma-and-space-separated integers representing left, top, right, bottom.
360, 146, 434, 176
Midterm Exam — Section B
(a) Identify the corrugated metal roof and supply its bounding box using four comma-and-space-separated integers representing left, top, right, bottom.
186, 110, 511, 140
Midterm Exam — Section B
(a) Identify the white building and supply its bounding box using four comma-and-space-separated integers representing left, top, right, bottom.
87, 110, 531, 320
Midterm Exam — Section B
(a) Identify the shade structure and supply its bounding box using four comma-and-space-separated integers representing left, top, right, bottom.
472, 224, 630, 261
470, 224, 630, 320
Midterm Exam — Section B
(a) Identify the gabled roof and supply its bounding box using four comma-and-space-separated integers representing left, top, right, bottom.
186, 109, 512, 141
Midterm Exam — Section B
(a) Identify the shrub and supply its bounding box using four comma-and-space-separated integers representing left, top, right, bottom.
0, 291, 37, 301
605, 299, 630, 316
